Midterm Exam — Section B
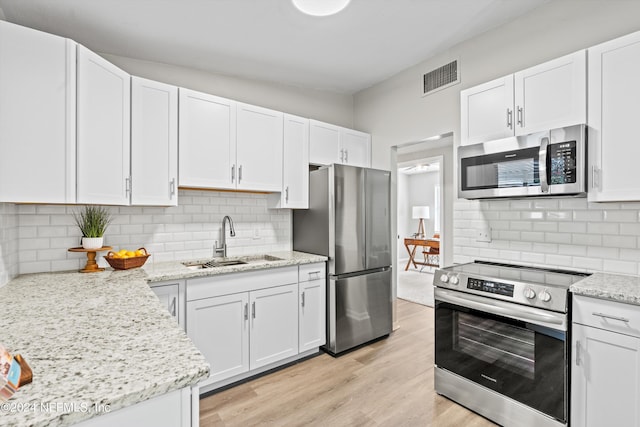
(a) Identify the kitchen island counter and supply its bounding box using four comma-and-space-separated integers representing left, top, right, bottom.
0, 267, 209, 427
570, 272, 640, 305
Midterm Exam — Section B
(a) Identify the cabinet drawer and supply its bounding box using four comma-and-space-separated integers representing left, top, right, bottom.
298, 262, 325, 283
573, 294, 640, 338
187, 266, 298, 301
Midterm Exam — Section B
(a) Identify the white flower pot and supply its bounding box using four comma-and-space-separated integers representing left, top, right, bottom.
82, 237, 104, 250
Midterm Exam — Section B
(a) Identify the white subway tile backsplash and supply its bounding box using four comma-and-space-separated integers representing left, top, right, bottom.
454, 196, 640, 276
2, 190, 290, 275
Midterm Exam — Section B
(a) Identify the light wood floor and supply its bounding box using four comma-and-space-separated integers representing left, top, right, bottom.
200, 299, 496, 427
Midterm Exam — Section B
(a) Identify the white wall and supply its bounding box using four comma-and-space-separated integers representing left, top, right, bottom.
0, 203, 19, 286
15, 190, 291, 275
102, 53, 355, 129
356, 1, 640, 275
355, 2, 640, 171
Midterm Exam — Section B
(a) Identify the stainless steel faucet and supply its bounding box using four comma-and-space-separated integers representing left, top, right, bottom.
214, 215, 236, 257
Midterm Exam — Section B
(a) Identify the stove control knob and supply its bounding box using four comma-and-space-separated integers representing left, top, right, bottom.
524, 288, 537, 300
450, 276, 460, 285
439, 274, 450, 283
539, 290, 552, 302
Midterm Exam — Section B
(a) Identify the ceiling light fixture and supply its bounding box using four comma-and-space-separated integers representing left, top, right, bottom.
292, 0, 351, 16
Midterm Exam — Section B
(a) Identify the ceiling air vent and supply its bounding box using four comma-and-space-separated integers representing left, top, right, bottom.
422, 60, 459, 96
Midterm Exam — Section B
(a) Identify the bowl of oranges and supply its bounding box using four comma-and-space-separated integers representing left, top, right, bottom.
104, 247, 150, 270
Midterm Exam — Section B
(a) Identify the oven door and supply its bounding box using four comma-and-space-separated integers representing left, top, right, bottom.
435, 288, 567, 423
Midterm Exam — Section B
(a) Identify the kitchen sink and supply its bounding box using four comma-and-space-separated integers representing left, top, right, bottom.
182, 255, 284, 270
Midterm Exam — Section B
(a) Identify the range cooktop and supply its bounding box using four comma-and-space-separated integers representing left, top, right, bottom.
434, 260, 591, 313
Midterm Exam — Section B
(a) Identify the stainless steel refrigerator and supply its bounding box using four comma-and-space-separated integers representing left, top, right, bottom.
293, 164, 392, 355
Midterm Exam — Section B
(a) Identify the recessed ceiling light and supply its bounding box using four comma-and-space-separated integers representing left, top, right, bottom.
292, 0, 351, 16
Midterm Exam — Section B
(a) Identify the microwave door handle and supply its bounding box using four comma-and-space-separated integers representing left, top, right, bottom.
539, 136, 549, 193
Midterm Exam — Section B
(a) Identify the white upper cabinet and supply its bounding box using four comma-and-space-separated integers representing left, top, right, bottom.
460, 50, 586, 145
514, 51, 586, 134
460, 76, 514, 145
309, 119, 371, 167
341, 128, 372, 168
131, 77, 178, 206
269, 114, 309, 209
588, 31, 640, 202
76, 45, 131, 205
236, 103, 283, 192
0, 21, 76, 203
178, 88, 236, 190
309, 120, 342, 165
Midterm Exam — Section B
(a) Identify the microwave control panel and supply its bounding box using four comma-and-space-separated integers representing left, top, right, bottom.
467, 278, 514, 297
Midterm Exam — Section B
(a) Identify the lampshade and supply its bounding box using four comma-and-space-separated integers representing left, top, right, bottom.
412, 206, 430, 219
292, 0, 351, 16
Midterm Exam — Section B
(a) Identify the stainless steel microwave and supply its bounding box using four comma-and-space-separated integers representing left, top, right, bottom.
458, 124, 586, 199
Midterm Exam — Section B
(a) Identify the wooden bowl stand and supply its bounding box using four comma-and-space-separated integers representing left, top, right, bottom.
68, 246, 113, 273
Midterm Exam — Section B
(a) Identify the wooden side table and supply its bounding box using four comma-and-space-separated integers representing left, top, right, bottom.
68, 246, 112, 273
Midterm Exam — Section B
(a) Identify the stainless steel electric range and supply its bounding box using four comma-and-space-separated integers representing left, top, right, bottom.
433, 260, 590, 427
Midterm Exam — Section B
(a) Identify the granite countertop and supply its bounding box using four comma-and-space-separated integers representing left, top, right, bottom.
0, 250, 326, 427
142, 250, 328, 283
570, 272, 640, 306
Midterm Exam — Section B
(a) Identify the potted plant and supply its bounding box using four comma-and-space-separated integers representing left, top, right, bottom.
73, 206, 113, 249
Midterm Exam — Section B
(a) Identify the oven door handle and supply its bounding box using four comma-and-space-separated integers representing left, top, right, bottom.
435, 288, 567, 331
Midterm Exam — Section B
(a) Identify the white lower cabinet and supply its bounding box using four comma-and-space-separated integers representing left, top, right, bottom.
74, 387, 195, 427
150, 280, 185, 330
186, 263, 326, 392
249, 284, 299, 369
188, 292, 250, 384
571, 295, 640, 427
298, 263, 326, 352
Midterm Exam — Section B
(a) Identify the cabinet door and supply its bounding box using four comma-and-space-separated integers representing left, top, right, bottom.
588, 32, 640, 202
0, 21, 76, 203
250, 284, 298, 370
572, 324, 640, 427
178, 88, 236, 190
187, 293, 249, 384
131, 77, 178, 206
515, 50, 586, 135
309, 120, 342, 165
460, 76, 514, 145
274, 114, 309, 209
236, 103, 283, 192
341, 128, 371, 168
151, 283, 180, 325
76, 45, 131, 205
299, 279, 326, 352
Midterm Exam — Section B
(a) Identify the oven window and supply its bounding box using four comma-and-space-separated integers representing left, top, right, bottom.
455, 312, 535, 380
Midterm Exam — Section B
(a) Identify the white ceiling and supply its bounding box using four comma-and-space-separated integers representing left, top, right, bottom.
0, 0, 549, 94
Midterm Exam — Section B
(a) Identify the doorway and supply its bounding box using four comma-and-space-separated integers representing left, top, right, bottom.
390, 133, 453, 312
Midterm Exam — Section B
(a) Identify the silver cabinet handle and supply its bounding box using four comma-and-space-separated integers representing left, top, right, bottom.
575, 340, 582, 366
301, 291, 305, 307
125, 176, 132, 196
592, 165, 600, 189
517, 106, 523, 127
340, 149, 344, 163
592, 312, 630, 323
170, 178, 176, 197
506, 108, 513, 129
285, 186, 289, 202
308, 270, 321, 280
170, 296, 176, 317
231, 165, 235, 183
244, 303, 248, 321
239, 165, 243, 183
344, 149, 348, 163
252, 301, 256, 319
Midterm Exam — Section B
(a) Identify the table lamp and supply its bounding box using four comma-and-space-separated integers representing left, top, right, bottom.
412, 206, 430, 238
